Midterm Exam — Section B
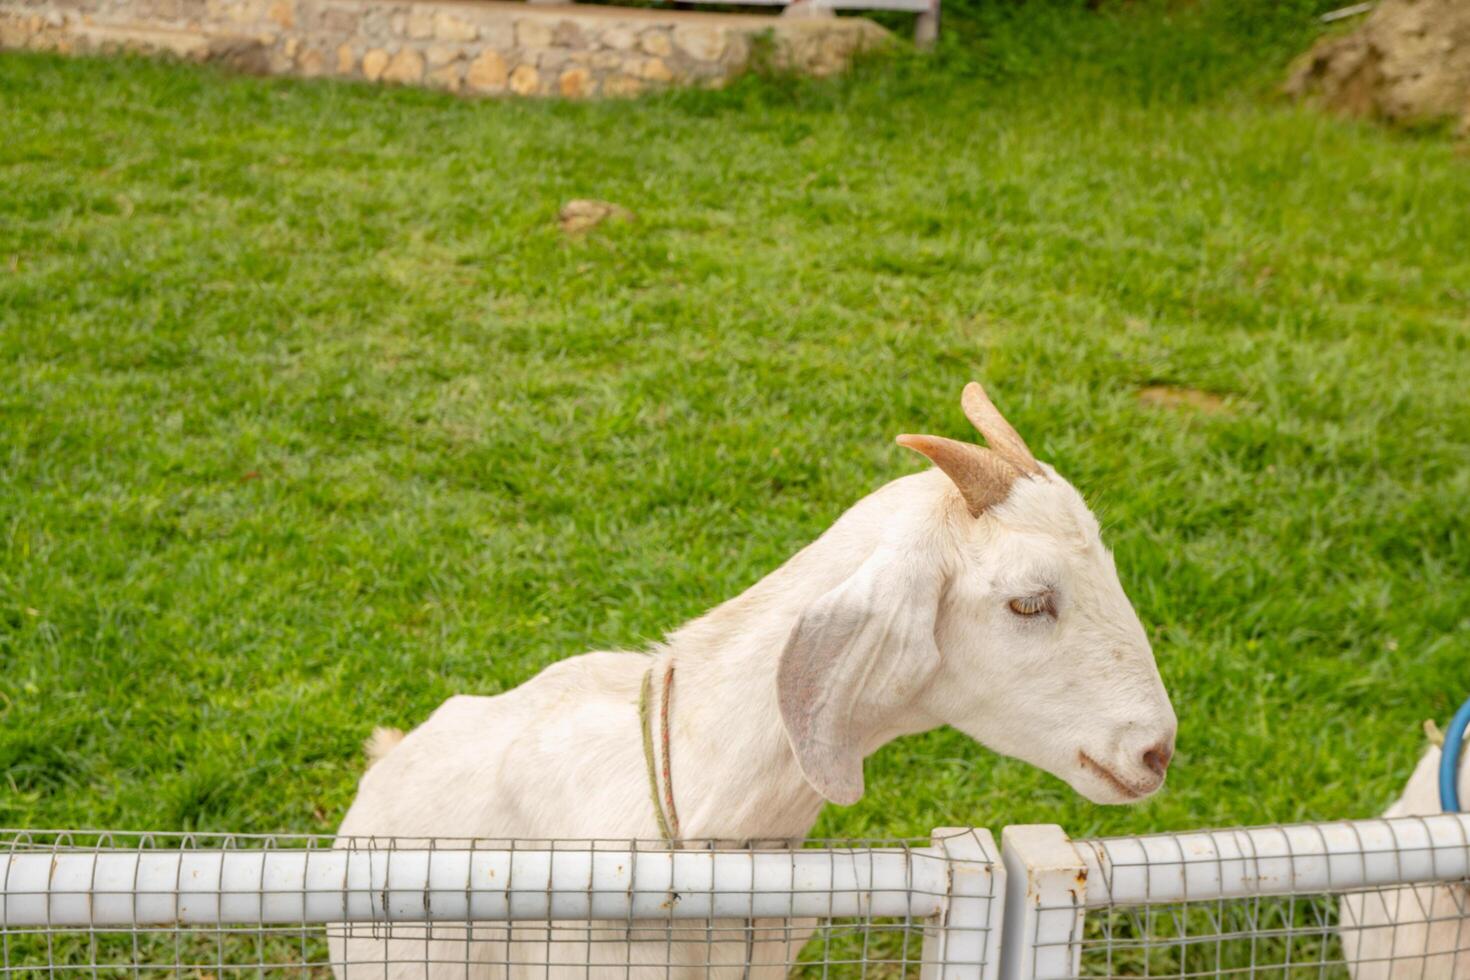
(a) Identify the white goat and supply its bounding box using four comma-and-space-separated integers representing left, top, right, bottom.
331, 382, 1177, 978
1340, 735, 1470, 980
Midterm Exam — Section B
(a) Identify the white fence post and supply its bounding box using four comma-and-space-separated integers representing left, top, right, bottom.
913, 0, 939, 48
921, 828, 1006, 980
998, 824, 1087, 980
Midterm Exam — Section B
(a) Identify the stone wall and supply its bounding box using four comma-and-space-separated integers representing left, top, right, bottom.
0, 0, 891, 96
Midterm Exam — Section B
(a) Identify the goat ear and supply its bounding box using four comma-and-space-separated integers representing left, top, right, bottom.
777, 547, 943, 806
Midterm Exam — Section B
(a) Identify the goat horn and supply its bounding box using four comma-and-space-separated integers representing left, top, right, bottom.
895, 434, 1018, 517
961, 381, 1043, 477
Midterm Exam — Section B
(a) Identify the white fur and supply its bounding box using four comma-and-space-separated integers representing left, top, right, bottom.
1340, 743, 1470, 980
331, 458, 1176, 978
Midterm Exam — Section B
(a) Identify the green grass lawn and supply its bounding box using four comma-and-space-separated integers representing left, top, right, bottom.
1, 1, 1467, 843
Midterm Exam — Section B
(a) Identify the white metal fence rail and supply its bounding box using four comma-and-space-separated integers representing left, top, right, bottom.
0, 828, 1003, 977
5, 817, 1470, 978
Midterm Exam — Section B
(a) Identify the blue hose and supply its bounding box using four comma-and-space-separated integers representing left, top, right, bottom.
1439, 697, 1470, 811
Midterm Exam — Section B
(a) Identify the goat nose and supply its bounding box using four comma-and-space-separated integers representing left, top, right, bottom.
1142, 741, 1173, 777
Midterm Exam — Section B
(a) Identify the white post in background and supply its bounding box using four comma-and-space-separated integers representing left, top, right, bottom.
921, 828, 1005, 980
913, 0, 939, 49
998, 825, 1087, 980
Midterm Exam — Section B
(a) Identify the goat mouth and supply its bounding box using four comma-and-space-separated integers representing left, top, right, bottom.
1078, 751, 1155, 800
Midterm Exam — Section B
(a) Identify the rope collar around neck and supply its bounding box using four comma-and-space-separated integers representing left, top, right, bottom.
640, 662, 755, 978
639, 663, 681, 845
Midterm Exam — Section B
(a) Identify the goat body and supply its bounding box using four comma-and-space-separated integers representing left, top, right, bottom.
1340, 743, 1470, 980
330, 478, 919, 977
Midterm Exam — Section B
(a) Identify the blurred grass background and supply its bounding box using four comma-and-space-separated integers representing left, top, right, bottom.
0, 0, 1466, 839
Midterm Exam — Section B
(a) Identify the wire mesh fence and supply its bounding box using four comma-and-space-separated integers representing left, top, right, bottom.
1073, 887, 1470, 980
0, 828, 1002, 978
1009, 815, 1470, 980
9, 817, 1470, 979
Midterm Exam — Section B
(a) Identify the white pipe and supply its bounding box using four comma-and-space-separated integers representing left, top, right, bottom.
1076, 813, 1470, 907
1, 846, 949, 927
1321, 2, 1375, 23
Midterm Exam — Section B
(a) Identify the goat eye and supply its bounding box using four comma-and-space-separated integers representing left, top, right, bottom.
1008, 594, 1052, 617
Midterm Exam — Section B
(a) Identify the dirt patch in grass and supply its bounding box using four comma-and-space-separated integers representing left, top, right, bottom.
1136, 385, 1233, 414
558, 199, 635, 236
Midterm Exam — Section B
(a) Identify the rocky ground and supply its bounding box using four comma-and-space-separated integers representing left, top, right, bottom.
1286, 0, 1470, 132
